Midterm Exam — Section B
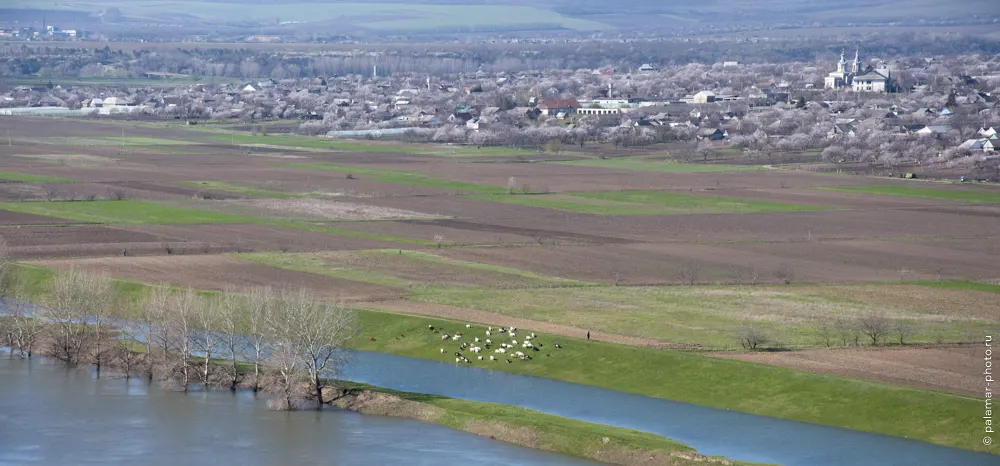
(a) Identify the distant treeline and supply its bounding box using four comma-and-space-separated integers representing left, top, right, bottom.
1, 33, 998, 79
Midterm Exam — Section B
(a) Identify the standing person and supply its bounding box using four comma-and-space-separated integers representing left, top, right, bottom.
587, 331, 590, 341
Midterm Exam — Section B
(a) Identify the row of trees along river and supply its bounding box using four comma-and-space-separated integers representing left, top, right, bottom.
0, 260, 358, 411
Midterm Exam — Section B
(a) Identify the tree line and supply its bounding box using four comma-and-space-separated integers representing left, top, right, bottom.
0, 258, 357, 411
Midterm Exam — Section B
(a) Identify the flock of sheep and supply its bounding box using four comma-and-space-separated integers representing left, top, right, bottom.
429, 324, 562, 365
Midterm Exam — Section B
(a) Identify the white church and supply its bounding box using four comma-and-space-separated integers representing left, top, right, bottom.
824, 48, 893, 93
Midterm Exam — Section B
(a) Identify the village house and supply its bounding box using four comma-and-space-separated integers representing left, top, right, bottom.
537, 99, 581, 116
697, 128, 726, 141
959, 138, 996, 153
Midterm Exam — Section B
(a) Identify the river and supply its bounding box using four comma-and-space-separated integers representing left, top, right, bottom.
342, 350, 999, 466
0, 356, 597, 466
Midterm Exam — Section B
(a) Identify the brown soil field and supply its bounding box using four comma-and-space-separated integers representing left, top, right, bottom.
364, 300, 673, 348
723, 239, 1000, 281
0, 225, 162, 247
326, 219, 553, 246
30, 255, 405, 302
0, 209, 75, 225
428, 207, 1000, 243
714, 346, 984, 396
129, 223, 406, 252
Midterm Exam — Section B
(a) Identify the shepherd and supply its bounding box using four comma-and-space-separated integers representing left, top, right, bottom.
587, 331, 590, 341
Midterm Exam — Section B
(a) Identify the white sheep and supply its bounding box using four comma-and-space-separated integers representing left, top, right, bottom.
531, 333, 536, 338
485, 330, 491, 336
452, 335, 461, 341
466, 324, 471, 328
441, 334, 450, 340
485, 339, 492, 344
522, 342, 533, 348
511, 340, 517, 346
498, 348, 507, 354
510, 326, 517, 332
490, 356, 495, 361
455, 357, 460, 363
510, 332, 516, 337
477, 356, 483, 360
440, 348, 445, 353
515, 351, 525, 357
474, 337, 480, 342
471, 347, 481, 353
524, 335, 532, 341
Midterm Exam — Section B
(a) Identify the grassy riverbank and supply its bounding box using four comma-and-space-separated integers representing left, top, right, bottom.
331, 383, 763, 466
348, 310, 987, 454
9, 263, 992, 454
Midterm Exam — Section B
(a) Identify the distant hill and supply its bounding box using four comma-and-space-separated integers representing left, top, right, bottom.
4, 0, 998, 36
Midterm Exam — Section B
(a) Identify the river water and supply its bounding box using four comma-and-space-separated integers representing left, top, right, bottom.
343, 351, 999, 466
0, 356, 596, 466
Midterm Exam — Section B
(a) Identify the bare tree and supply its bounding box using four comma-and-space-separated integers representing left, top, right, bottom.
835, 316, 853, 347
893, 319, 911, 346
815, 319, 833, 347
82, 273, 116, 377
676, 262, 701, 286
141, 285, 173, 382
164, 288, 201, 391
859, 311, 890, 346
736, 322, 769, 350
219, 290, 247, 391
42, 268, 92, 366
191, 295, 222, 386
262, 337, 306, 411
110, 314, 146, 379
244, 286, 274, 392
773, 265, 795, 285
5, 273, 43, 359
276, 289, 358, 409
747, 262, 759, 286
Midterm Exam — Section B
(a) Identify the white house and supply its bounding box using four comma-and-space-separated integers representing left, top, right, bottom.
692, 91, 716, 104
852, 69, 891, 93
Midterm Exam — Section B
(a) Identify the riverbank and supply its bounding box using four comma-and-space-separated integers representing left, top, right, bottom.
7, 263, 993, 455
328, 383, 763, 466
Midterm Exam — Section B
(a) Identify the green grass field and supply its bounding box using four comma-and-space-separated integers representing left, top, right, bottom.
468, 190, 829, 215
408, 284, 993, 348
177, 181, 302, 199
912, 280, 1000, 293
285, 163, 508, 194
551, 158, 762, 173
0, 200, 259, 225
825, 185, 1000, 203
0, 170, 76, 183
349, 310, 986, 453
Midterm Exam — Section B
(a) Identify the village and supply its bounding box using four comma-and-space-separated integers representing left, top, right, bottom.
3, 50, 997, 177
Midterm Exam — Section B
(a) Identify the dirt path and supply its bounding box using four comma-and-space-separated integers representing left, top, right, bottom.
713, 345, 982, 396
361, 300, 682, 349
